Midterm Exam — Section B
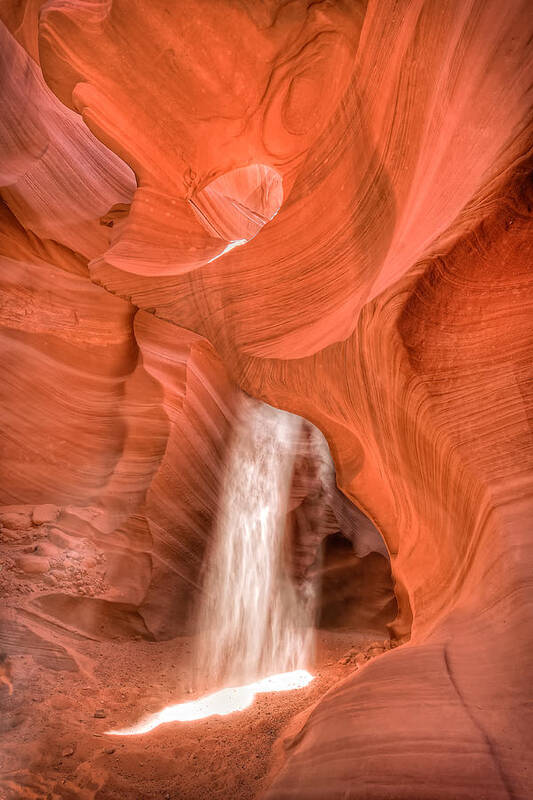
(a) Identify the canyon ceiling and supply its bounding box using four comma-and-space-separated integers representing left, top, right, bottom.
0, 1, 532, 799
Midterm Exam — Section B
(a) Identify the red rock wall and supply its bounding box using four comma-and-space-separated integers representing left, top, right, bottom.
0, 192, 240, 638
1, 1, 532, 797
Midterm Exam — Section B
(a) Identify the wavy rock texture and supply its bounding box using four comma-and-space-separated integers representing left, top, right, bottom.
0, 1, 532, 799
0, 195, 244, 640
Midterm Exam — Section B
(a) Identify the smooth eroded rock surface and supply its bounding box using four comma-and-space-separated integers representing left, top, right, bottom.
0, 1, 531, 798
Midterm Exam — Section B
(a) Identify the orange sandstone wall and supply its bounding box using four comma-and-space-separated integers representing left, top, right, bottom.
0, 1, 532, 797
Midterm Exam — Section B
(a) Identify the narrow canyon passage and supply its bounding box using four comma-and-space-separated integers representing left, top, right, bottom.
0, 1, 532, 798
0, 401, 397, 798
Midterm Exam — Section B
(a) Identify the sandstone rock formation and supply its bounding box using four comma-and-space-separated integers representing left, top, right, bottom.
0, 1, 532, 798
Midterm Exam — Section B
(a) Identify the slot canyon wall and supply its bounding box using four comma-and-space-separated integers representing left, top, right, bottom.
0, 1, 532, 799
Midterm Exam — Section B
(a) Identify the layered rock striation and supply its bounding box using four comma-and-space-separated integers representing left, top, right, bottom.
0, 1, 532, 798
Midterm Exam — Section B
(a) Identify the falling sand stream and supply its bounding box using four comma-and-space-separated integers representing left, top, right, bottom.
196, 397, 316, 688
108, 398, 317, 735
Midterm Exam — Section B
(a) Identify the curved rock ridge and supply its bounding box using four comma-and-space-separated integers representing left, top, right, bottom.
36, 0, 364, 281
0, 1, 532, 799
36, 0, 531, 357
0, 20, 136, 259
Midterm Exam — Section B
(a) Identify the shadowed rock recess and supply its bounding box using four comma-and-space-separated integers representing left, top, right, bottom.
0, 1, 532, 799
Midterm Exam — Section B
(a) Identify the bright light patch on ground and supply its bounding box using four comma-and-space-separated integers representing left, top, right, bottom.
106, 670, 313, 736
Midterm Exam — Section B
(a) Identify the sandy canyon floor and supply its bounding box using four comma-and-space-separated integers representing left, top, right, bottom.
0, 628, 395, 800
0, 507, 397, 799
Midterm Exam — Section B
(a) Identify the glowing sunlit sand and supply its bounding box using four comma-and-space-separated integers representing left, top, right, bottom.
106, 669, 314, 736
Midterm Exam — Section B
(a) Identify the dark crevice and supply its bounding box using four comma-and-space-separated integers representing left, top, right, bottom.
443, 643, 515, 800
317, 532, 397, 634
